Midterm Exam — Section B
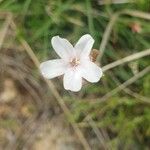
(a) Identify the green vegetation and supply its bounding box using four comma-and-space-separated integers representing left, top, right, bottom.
0, 0, 150, 149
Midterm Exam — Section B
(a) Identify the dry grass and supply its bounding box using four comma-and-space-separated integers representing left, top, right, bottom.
0, 3, 150, 149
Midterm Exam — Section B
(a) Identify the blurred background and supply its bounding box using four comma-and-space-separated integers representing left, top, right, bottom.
0, 0, 150, 150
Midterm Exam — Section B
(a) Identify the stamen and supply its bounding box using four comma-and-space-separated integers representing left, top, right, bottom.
70, 58, 80, 67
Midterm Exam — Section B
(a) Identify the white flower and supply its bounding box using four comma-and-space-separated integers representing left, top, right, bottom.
40, 34, 103, 92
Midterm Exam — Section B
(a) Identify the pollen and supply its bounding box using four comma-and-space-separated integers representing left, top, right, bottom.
70, 58, 80, 67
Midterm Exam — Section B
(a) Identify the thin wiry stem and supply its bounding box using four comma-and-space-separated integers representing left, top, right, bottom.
98, 0, 134, 5
86, 116, 111, 150
0, 12, 12, 49
97, 13, 119, 61
102, 48, 150, 72
10, 21, 91, 150
99, 66, 150, 103
123, 88, 150, 104
97, 9, 150, 62
110, 71, 150, 104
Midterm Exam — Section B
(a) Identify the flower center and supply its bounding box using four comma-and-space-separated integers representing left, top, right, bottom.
70, 58, 80, 67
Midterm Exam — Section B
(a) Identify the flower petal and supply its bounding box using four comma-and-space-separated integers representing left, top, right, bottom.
63, 68, 82, 92
40, 59, 67, 79
75, 34, 94, 58
51, 36, 75, 59
81, 60, 102, 83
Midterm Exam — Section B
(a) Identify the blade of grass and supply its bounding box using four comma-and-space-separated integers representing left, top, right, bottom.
86, 0, 94, 36
22, 0, 32, 16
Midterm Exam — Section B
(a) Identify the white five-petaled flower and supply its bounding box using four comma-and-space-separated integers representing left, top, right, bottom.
40, 34, 103, 92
